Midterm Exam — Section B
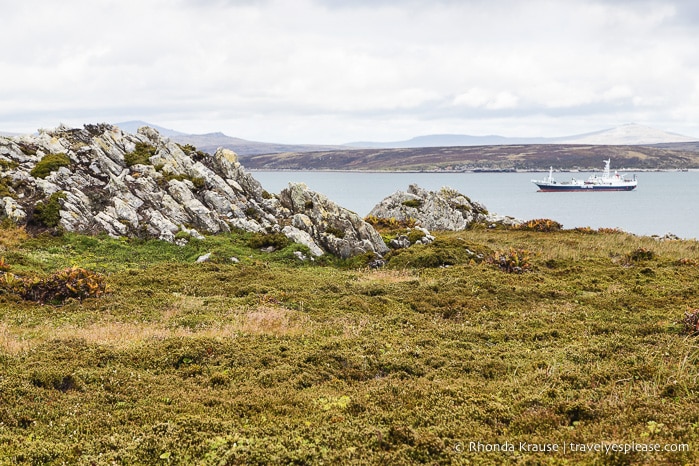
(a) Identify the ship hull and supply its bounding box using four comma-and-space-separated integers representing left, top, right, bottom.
534, 183, 637, 192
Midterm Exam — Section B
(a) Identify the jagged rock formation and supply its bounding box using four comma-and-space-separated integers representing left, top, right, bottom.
368, 184, 521, 231
278, 183, 389, 258
0, 124, 387, 258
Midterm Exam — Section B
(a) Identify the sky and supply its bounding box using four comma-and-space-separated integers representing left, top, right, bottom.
2, 0, 699, 144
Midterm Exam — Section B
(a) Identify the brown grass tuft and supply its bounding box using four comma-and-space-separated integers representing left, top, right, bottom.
237, 305, 311, 336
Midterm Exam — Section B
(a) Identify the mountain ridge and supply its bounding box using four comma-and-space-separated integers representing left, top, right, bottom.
115, 121, 349, 156
346, 124, 698, 149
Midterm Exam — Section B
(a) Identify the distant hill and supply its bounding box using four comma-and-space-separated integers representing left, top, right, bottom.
114, 121, 348, 156
107, 121, 699, 168
347, 124, 698, 148
346, 134, 547, 148
115, 121, 186, 138
557, 124, 698, 145
242, 144, 699, 172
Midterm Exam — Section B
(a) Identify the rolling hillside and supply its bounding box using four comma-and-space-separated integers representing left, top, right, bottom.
242, 143, 699, 172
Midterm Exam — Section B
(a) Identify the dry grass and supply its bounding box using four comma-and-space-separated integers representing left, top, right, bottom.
0, 224, 29, 250
355, 268, 418, 284
0, 295, 312, 354
236, 304, 312, 336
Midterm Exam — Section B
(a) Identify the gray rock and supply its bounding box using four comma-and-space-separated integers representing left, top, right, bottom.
196, 253, 212, 263
282, 225, 324, 257
369, 184, 521, 231
2, 197, 26, 223
0, 124, 393, 259
389, 235, 411, 249
279, 182, 389, 258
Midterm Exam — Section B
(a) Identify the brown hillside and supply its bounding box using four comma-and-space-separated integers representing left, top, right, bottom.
242, 144, 699, 171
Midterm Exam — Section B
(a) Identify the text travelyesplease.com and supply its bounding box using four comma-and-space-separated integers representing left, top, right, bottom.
456, 441, 690, 455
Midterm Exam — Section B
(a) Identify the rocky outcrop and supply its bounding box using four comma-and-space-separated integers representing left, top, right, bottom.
0, 124, 387, 258
368, 184, 521, 231
278, 182, 389, 258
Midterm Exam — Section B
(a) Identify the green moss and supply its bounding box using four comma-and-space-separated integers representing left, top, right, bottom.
17, 142, 38, 156
1, 228, 699, 464
386, 237, 489, 268
401, 199, 423, 208
162, 173, 206, 189
0, 176, 14, 198
30, 153, 71, 179
0, 159, 19, 170
33, 191, 66, 228
177, 143, 208, 162
246, 232, 291, 250
406, 229, 426, 244
324, 226, 346, 238
125, 142, 157, 167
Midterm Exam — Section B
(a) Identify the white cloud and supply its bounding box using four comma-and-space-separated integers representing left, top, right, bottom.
1, 0, 698, 142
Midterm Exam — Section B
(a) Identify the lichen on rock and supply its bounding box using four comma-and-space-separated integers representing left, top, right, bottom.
278, 182, 389, 258
368, 184, 521, 231
0, 123, 393, 259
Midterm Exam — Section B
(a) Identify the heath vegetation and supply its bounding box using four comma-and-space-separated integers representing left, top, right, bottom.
0, 222, 698, 464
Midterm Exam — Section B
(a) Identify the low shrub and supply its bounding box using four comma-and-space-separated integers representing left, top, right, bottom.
364, 216, 417, 230
125, 142, 157, 167
30, 371, 81, 392
1, 267, 109, 304
683, 309, 699, 335
33, 192, 66, 228
490, 247, 531, 273
177, 143, 208, 162
30, 153, 71, 179
628, 247, 655, 262
598, 227, 625, 234
0, 175, 15, 198
386, 237, 487, 268
247, 232, 291, 250
406, 229, 426, 244
0, 159, 20, 170
401, 199, 423, 208
162, 173, 206, 190
517, 218, 563, 232
324, 226, 346, 238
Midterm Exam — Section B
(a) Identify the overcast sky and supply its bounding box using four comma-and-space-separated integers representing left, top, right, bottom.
2, 0, 698, 143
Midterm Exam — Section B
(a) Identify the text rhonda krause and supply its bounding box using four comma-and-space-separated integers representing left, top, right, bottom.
466, 441, 690, 454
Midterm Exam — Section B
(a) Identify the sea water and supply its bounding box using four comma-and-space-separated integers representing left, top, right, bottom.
252, 170, 699, 240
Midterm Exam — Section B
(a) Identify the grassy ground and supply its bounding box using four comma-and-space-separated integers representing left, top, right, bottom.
0, 224, 698, 465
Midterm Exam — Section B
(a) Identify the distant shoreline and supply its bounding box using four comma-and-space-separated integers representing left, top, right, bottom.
248, 168, 699, 173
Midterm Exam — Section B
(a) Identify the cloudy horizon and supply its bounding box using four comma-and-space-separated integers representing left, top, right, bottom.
2, 0, 699, 144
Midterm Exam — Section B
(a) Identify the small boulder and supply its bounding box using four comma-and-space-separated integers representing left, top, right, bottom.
389, 235, 411, 249
196, 253, 212, 263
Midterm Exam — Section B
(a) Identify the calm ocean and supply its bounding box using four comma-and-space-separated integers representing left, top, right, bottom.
252, 170, 699, 240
